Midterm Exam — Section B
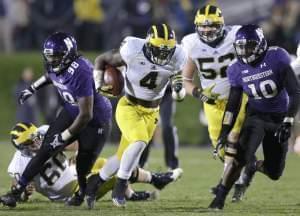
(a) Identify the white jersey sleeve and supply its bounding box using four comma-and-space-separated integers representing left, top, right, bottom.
120, 36, 143, 64
291, 43, 300, 76
7, 151, 31, 179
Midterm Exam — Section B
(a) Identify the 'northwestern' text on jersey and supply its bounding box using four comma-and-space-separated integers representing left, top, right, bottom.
227, 47, 291, 113
47, 57, 112, 125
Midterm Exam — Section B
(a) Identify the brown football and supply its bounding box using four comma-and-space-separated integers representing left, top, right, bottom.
103, 65, 124, 96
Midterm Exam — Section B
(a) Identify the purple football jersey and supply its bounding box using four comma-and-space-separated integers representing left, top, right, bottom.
47, 56, 112, 125
227, 47, 291, 113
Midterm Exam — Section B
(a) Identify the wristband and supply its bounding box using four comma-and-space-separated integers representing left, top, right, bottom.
61, 129, 72, 141
283, 117, 294, 124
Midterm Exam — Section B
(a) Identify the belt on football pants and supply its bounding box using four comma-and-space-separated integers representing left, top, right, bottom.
125, 94, 161, 108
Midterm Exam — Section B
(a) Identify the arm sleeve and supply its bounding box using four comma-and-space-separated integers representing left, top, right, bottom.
219, 86, 243, 138
283, 65, 300, 117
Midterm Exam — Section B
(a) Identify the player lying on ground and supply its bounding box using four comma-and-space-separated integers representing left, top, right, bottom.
3, 122, 183, 206
208, 25, 300, 210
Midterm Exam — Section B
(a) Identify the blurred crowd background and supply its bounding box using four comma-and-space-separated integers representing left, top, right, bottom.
0, 0, 300, 147
0, 0, 299, 54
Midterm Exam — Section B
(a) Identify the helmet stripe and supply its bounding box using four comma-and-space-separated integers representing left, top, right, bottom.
162, 24, 169, 40
152, 25, 158, 39
205, 5, 210, 16
208, 5, 217, 14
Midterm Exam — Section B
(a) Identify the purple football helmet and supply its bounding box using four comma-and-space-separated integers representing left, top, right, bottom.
43, 32, 78, 73
234, 25, 267, 64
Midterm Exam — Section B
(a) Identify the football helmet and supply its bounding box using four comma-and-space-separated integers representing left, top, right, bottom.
234, 24, 267, 64
43, 32, 78, 73
194, 5, 225, 44
10, 122, 42, 157
144, 23, 176, 65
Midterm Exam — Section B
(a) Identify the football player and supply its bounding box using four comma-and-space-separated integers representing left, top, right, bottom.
181, 4, 254, 201
86, 23, 187, 208
6, 122, 183, 204
0, 32, 112, 208
208, 25, 300, 210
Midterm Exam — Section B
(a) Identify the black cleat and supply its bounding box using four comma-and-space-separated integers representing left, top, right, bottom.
0, 185, 25, 208
208, 196, 225, 210
210, 185, 218, 195
126, 191, 157, 201
111, 178, 128, 208
232, 184, 247, 203
85, 174, 104, 210
208, 184, 229, 210
151, 168, 183, 190
65, 190, 85, 206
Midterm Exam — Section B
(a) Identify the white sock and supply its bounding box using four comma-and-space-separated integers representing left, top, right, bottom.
99, 155, 120, 181
137, 168, 152, 183
117, 141, 146, 180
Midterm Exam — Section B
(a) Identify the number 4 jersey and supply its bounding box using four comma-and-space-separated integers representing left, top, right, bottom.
181, 25, 240, 99
227, 47, 291, 113
120, 36, 188, 101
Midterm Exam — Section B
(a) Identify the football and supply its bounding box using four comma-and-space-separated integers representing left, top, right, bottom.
103, 65, 124, 97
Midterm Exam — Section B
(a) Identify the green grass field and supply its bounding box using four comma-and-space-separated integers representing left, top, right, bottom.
0, 143, 300, 216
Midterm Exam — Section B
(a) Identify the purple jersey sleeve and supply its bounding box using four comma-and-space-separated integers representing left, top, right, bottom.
272, 47, 292, 80
72, 66, 94, 98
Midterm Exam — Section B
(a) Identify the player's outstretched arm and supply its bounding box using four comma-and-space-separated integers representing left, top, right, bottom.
18, 75, 52, 105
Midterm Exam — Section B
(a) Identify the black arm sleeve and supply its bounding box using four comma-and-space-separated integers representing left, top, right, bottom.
219, 86, 243, 139
284, 65, 300, 117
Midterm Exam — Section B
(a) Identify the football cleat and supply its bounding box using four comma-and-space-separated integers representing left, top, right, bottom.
65, 190, 85, 206
111, 178, 128, 208
208, 196, 225, 210
126, 191, 158, 202
85, 174, 104, 209
209, 185, 218, 195
151, 168, 183, 190
231, 184, 247, 203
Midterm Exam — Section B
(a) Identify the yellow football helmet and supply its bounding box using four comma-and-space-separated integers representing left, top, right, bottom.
144, 23, 176, 65
194, 4, 224, 43
10, 122, 39, 157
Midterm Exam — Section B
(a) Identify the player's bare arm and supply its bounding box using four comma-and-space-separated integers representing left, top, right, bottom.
182, 57, 197, 95
94, 49, 125, 71
67, 96, 93, 135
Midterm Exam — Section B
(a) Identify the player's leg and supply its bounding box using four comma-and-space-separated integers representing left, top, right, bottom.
139, 140, 152, 168
112, 98, 159, 207
160, 91, 179, 169
1, 109, 74, 207
259, 130, 288, 180
66, 122, 110, 206
209, 113, 265, 210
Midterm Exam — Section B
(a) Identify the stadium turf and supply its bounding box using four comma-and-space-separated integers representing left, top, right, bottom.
0, 143, 299, 216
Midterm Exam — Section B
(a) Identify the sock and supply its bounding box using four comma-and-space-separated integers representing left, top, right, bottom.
137, 168, 152, 183
125, 186, 135, 198
117, 141, 147, 180
99, 155, 120, 181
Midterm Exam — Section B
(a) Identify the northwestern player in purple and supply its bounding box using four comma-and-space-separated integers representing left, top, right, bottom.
208, 25, 300, 210
0, 32, 112, 208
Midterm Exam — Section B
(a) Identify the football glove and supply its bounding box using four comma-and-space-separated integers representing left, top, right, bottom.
49, 133, 65, 149
193, 84, 220, 105
98, 85, 116, 98
275, 120, 292, 143
171, 74, 186, 101
213, 134, 227, 161
18, 86, 35, 105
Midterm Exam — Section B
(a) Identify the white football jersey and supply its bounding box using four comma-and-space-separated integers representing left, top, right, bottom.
291, 43, 300, 75
181, 25, 240, 99
7, 126, 78, 201
120, 36, 188, 101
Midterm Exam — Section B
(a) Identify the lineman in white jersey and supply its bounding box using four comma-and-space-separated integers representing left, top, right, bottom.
86, 23, 187, 209
181, 4, 253, 202
6, 122, 183, 204
8, 123, 77, 201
